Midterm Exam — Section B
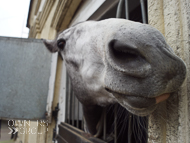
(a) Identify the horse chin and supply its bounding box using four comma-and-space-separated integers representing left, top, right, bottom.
118, 101, 158, 116
111, 92, 158, 116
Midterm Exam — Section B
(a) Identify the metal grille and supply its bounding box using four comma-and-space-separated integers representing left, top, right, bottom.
64, 0, 148, 143
65, 74, 84, 130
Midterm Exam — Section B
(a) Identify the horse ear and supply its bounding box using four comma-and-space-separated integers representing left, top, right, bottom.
43, 39, 58, 53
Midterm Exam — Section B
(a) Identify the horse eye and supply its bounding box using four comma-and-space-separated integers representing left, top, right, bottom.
57, 39, 66, 50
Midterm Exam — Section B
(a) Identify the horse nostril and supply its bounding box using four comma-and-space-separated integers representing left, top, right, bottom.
105, 87, 112, 93
109, 40, 141, 65
107, 39, 151, 77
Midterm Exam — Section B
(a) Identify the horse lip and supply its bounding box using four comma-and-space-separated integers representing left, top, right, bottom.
105, 88, 156, 109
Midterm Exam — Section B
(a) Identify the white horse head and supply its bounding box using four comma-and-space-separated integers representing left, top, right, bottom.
44, 18, 186, 134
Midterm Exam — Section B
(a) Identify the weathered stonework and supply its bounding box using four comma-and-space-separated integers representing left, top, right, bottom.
148, 0, 190, 142
28, 0, 55, 38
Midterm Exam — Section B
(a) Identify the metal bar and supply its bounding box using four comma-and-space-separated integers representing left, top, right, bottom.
69, 79, 73, 125
140, 0, 147, 23
82, 116, 84, 131
125, 0, 129, 19
76, 99, 79, 128
116, 0, 124, 18
65, 74, 69, 123
67, 77, 71, 124
72, 89, 75, 126
114, 104, 117, 143
103, 108, 107, 140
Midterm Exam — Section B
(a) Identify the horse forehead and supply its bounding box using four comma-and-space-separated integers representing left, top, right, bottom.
83, 20, 153, 37
63, 19, 160, 46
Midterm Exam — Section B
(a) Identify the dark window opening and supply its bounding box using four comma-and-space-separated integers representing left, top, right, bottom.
89, 0, 148, 23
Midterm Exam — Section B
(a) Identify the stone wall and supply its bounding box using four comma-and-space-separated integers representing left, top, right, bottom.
148, 0, 190, 142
